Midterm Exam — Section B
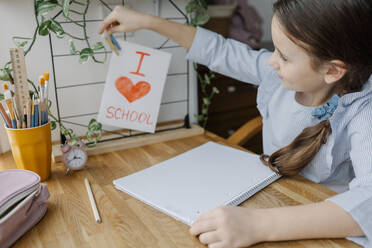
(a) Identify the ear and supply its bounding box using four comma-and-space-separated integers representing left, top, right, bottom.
323, 60, 347, 85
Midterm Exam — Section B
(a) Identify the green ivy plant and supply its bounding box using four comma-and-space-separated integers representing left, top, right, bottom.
186, 0, 219, 129
0, 0, 217, 142
195, 68, 219, 128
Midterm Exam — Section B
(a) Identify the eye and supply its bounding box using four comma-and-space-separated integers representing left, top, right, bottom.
274, 49, 288, 62
279, 53, 288, 62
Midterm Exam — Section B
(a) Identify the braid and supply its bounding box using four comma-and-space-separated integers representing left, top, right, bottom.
260, 120, 331, 176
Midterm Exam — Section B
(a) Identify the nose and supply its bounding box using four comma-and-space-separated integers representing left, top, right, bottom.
268, 54, 279, 70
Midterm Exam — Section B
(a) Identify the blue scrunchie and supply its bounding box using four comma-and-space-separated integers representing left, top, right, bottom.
311, 94, 340, 121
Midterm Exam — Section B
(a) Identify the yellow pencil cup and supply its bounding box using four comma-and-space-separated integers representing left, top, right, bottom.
5, 123, 52, 181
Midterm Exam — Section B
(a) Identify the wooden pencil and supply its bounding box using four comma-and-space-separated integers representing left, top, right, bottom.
84, 178, 102, 223
0, 101, 12, 128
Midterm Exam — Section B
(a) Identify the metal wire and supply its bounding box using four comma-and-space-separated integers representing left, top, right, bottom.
49, 0, 191, 145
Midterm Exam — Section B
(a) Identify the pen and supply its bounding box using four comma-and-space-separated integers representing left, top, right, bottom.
41, 103, 48, 125
27, 99, 31, 128
109, 34, 121, 51
101, 30, 119, 55
105, 36, 119, 56
2, 84, 17, 128
0, 111, 8, 128
38, 99, 42, 126
13, 101, 21, 128
34, 99, 39, 127
0, 101, 12, 128
23, 107, 27, 129
16, 119, 21, 129
42, 73, 49, 125
43, 72, 49, 102
39, 76, 45, 103
31, 97, 35, 128
38, 100, 43, 126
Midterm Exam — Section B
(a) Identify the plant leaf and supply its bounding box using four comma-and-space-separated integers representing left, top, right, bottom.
79, 48, 93, 63
79, 54, 89, 63
92, 42, 104, 51
0, 93, 4, 101
49, 20, 65, 38
12, 37, 32, 48
212, 87, 220, 94
80, 48, 93, 56
38, 20, 51, 36
195, 114, 204, 122
186, 1, 198, 13
86, 119, 102, 145
192, 11, 210, 26
17, 41, 28, 48
50, 121, 57, 130
88, 119, 102, 132
70, 135, 79, 145
0, 69, 10, 81
62, 0, 70, 18
202, 97, 211, 105
88, 118, 96, 126
198, 0, 208, 10
36, 1, 57, 17
204, 74, 210, 84
69, 39, 78, 54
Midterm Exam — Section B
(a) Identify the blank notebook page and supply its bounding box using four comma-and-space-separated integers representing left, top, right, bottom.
113, 142, 280, 225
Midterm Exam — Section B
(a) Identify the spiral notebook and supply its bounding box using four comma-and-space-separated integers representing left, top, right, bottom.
113, 142, 281, 225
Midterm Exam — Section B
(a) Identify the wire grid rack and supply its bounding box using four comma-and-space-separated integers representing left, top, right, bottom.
48, 0, 191, 145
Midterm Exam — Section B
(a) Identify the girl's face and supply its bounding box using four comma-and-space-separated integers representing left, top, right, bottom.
268, 15, 327, 94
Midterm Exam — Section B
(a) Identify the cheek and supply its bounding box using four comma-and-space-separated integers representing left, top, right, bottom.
280, 66, 310, 89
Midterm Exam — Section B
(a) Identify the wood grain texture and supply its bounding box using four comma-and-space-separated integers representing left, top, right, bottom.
0, 132, 360, 248
52, 123, 204, 163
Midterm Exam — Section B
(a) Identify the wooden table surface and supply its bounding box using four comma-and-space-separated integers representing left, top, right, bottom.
0, 132, 360, 248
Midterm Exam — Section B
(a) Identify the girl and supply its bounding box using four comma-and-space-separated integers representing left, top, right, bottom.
99, 0, 372, 247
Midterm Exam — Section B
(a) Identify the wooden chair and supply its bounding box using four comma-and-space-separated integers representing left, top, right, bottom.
227, 116, 263, 146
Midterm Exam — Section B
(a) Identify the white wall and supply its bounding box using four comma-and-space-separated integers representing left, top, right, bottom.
0, 0, 198, 152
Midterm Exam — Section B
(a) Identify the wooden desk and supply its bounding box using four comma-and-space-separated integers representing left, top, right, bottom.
0, 132, 360, 248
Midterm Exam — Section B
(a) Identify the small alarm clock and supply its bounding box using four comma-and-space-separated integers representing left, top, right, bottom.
61, 141, 88, 174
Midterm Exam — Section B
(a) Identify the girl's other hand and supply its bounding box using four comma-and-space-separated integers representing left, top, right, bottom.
190, 206, 267, 248
98, 6, 152, 35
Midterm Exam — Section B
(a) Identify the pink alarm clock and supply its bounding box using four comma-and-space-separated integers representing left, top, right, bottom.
61, 141, 88, 174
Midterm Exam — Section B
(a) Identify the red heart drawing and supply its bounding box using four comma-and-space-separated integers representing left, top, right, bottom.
115, 76, 151, 103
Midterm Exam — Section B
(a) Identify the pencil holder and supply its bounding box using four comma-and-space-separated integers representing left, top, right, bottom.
5, 123, 52, 181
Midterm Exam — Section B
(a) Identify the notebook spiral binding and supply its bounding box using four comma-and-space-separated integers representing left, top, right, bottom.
227, 173, 282, 206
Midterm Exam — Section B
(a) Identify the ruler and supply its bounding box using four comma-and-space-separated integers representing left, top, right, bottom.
10, 48, 30, 121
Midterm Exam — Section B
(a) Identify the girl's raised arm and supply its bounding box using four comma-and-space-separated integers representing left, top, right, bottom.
98, 6, 196, 50
99, 6, 274, 86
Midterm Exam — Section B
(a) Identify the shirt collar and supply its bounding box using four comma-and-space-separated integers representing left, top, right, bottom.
339, 74, 372, 106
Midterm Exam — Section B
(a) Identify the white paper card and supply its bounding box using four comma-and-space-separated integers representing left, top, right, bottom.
98, 41, 172, 133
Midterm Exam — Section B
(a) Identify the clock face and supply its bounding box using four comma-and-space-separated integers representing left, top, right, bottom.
65, 147, 87, 170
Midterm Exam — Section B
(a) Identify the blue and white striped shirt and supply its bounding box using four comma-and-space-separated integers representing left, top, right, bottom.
186, 27, 372, 247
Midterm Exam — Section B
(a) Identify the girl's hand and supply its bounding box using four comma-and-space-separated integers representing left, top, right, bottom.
190, 206, 267, 248
98, 6, 153, 35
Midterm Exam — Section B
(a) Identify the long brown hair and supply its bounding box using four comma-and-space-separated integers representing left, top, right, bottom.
260, 0, 372, 176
